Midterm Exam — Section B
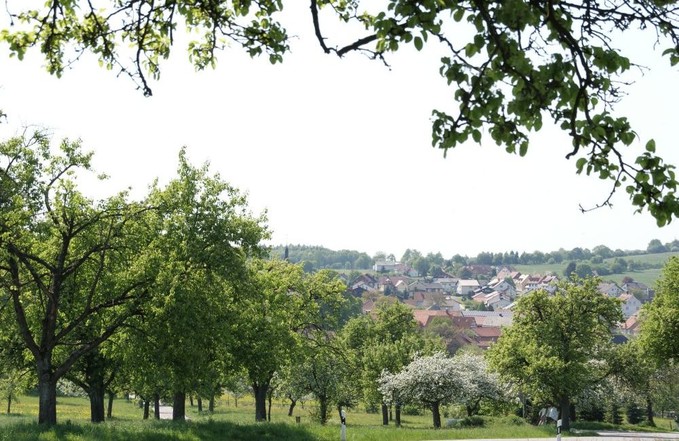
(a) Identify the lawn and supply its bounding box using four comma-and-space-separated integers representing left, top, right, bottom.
0, 395, 561, 441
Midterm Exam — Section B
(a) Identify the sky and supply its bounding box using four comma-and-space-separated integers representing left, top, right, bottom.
1, 3, 678, 260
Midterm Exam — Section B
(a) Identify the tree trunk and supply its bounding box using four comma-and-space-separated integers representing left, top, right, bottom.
173, 391, 186, 421
209, 395, 215, 413
37, 363, 58, 426
143, 400, 150, 420
646, 396, 655, 426
107, 391, 114, 419
389, 404, 393, 421
381, 403, 389, 425
395, 403, 401, 427
154, 394, 160, 420
88, 385, 106, 423
197, 397, 203, 412
267, 388, 273, 422
253, 383, 268, 422
559, 396, 571, 431
7, 394, 12, 415
431, 402, 442, 429
287, 398, 297, 417
319, 395, 329, 425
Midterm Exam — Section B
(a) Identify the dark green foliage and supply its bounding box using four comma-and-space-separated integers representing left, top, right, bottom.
626, 402, 645, 425
401, 404, 424, 416
579, 403, 606, 422
269, 245, 373, 271
608, 402, 623, 425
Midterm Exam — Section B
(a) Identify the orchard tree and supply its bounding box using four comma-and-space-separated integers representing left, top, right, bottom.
0, 133, 157, 425
141, 148, 268, 421
487, 277, 622, 430
237, 260, 349, 422
454, 352, 503, 417
379, 353, 466, 429
2, 1, 679, 224
342, 301, 442, 426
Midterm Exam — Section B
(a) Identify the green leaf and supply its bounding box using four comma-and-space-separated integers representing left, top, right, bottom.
576, 158, 587, 173
645, 139, 656, 153
414, 36, 423, 51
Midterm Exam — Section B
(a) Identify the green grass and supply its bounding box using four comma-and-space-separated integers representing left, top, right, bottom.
0, 396, 563, 441
1, 395, 674, 441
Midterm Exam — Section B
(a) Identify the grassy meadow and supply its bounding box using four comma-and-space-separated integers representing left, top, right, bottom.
513, 251, 679, 287
0, 394, 564, 441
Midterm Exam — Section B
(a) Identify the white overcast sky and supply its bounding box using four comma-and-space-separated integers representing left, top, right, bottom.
1, 3, 678, 259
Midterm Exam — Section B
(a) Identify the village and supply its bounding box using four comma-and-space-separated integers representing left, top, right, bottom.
342, 260, 654, 352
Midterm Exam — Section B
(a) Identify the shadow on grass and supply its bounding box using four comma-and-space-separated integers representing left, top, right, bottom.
0, 419, 320, 441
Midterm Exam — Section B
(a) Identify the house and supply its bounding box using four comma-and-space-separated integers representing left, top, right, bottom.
435, 277, 459, 294
408, 281, 445, 294
483, 292, 512, 310
362, 300, 375, 314
439, 296, 463, 311
457, 279, 480, 296
460, 310, 513, 327
472, 327, 502, 349
622, 281, 654, 302
619, 293, 642, 318
373, 260, 400, 273
351, 273, 378, 291
488, 279, 517, 299
621, 314, 641, 335
412, 309, 458, 327
598, 282, 624, 297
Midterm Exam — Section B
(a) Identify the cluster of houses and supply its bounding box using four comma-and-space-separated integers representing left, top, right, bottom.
344, 263, 653, 352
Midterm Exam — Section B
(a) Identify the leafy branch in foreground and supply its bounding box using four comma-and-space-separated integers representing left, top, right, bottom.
2, 0, 679, 223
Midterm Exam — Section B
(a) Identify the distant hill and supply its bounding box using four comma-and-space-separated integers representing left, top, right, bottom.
268, 245, 373, 271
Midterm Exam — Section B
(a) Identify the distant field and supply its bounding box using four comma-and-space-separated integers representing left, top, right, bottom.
514, 251, 679, 288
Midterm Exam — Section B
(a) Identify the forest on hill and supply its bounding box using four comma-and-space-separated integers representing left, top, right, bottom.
270, 241, 679, 284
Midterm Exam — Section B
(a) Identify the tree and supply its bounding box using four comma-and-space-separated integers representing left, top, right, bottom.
563, 261, 577, 278
646, 239, 668, 254
140, 148, 268, 422
3, 1, 679, 224
639, 256, 679, 363
237, 260, 349, 422
454, 353, 503, 417
487, 277, 622, 430
379, 353, 464, 429
0, 133, 157, 425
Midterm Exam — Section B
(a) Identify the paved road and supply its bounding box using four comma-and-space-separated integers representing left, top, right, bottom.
430, 432, 679, 441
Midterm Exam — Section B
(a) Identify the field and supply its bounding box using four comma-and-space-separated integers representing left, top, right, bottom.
0, 395, 568, 441
513, 251, 679, 287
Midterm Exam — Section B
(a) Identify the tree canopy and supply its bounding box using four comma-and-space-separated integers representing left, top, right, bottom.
2, 0, 678, 224
487, 277, 622, 430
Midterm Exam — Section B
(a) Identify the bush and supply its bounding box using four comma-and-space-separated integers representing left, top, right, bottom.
364, 403, 378, 414
499, 415, 527, 426
456, 416, 486, 427
401, 404, 424, 416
